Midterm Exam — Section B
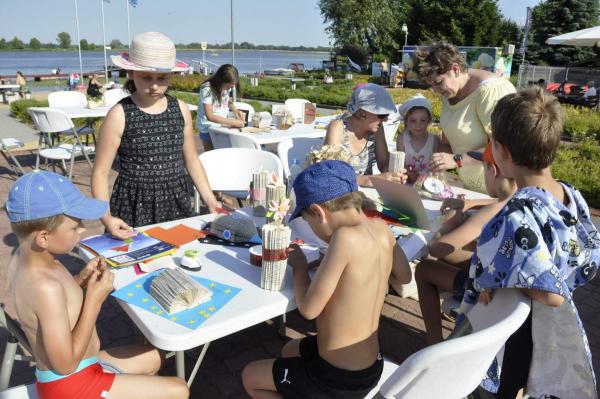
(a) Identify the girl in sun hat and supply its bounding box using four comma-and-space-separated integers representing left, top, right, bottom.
92, 31, 220, 239
324, 83, 407, 187
396, 94, 440, 180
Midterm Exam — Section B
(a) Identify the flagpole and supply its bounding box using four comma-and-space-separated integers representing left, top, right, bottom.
230, 0, 234, 66
101, 0, 108, 84
125, 0, 131, 46
74, 0, 84, 83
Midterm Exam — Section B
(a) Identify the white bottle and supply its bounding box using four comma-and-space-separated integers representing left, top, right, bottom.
288, 158, 303, 213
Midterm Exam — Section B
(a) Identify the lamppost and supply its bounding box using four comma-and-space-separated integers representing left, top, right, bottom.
401, 23, 408, 78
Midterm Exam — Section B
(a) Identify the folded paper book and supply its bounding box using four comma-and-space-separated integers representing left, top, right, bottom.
112, 271, 242, 330
150, 268, 212, 314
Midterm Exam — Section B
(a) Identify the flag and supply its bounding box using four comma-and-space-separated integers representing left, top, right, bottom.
129, 0, 138, 7
518, 6, 532, 56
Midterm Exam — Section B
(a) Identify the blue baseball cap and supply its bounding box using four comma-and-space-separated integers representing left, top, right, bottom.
6, 170, 108, 223
289, 160, 358, 221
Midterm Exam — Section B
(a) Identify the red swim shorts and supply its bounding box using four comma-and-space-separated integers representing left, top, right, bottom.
36, 363, 116, 399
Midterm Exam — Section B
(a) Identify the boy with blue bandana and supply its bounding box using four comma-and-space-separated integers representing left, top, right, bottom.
459, 88, 599, 398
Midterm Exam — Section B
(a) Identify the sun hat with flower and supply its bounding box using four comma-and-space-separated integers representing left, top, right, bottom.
111, 31, 189, 73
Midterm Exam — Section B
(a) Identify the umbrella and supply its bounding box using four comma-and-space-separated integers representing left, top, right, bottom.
546, 25, 600, 47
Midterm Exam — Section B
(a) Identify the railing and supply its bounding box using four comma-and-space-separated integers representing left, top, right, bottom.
190, 59, 221, 75
517, 64, 600, 88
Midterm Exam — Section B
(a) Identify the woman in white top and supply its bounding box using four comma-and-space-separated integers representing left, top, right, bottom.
396, 94, 440, 182
416, 43, 515, 192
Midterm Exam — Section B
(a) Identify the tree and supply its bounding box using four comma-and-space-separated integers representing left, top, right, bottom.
9, 36, 24, 49
338, 43, 369, 65
80, 39, 89, 50
0, 38, 7, 50
57, 32, 71, 48
319, 0, 405, 59
527, 0, 599, 66
405, 0, 512, 47
110, 39, 124, 49
29, 37, 41, 50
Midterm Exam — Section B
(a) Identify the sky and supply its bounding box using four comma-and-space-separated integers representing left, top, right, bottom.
0, 0, 542, 46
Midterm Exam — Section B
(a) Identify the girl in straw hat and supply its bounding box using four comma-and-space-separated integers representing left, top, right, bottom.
92, 32, 220, 239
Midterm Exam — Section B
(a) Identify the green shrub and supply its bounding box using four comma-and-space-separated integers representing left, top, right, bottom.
553, 141, 600, 208
562, 105, 600, 141
10, 99, 48, 124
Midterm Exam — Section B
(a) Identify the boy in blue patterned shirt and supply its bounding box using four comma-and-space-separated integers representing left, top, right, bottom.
459, 87, 599, 399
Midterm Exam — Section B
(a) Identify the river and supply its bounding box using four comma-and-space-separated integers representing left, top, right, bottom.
0, 49, 330, 77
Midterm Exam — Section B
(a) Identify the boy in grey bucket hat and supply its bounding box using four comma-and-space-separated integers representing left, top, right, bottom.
242, 160, 411, 398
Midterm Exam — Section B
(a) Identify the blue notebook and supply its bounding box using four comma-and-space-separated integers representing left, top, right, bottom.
112, 270, 242, 330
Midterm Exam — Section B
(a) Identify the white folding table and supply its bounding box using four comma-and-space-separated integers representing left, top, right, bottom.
80, 186, 489, 386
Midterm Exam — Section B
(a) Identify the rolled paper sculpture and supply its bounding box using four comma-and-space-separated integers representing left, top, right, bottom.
388, 151, 406, 174
252, 170, 269, 216
260, 224, 291, 291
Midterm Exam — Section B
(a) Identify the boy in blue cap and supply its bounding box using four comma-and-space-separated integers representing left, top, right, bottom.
242, 160, 412, 398
6, 170, 188, 399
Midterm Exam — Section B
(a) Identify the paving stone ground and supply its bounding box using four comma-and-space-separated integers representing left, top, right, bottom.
0, 147, 598, 398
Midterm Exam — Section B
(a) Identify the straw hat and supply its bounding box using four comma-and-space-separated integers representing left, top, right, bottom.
111, 32, 188, 73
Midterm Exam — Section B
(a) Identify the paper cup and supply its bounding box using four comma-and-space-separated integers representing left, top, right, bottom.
389, 151, 406, 173
249, 245, 262, 267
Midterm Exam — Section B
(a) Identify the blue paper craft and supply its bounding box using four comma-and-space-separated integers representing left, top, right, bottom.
111, 271, 242, 330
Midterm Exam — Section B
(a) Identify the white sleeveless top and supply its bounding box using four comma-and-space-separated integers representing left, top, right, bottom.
402, 132, 435, 172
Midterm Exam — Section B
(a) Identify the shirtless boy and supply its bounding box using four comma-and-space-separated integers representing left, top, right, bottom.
242, 160, 412, 398
6, 170, 188, 399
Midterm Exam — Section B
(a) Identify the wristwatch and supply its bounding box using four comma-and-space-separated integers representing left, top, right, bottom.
453, 153, 463, 168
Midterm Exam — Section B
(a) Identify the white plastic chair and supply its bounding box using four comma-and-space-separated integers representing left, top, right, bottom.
0, 304, 35, 391
28, 107, 94, 180
284, 98, 311, 123
233, 101, 255, 123
47, 91, 88, 107
47, 90, 95, 144
366, 289, 531, 399
208, 127, 261, 150
196, 148, 284, 210
103, 88, 128, 105
0, 138, 26, 176
276, 137, 323, 178
0, 383, 37, 398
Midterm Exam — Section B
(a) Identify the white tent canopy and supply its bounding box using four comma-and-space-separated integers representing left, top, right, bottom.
546, 25, 600, 47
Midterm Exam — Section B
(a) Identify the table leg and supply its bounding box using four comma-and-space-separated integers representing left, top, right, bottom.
175, 351, 185, 380
186, 342, 210, 387
278, 313, 287, 337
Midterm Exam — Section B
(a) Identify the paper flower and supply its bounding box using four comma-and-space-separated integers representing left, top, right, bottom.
308, 144, 352, 165
266, 198, 290, 223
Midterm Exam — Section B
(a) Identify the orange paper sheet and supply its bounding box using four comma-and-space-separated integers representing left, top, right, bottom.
144, 224, 205, 247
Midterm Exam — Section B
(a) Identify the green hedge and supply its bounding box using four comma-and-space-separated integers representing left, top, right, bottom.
10, 99, 48, 124
553, 141, 600, 209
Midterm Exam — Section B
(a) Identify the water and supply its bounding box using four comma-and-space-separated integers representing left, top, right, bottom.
0, 50, 330, 77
